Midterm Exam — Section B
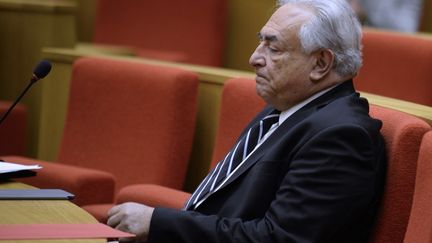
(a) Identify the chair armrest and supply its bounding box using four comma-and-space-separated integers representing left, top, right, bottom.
1, 156, 116, 206
116, 184, 191, 209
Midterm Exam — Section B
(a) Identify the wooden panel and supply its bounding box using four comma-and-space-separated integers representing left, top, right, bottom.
75, 0, 97, 42
223, 0, 276, 71
184, 82, 223, 191
420, 0, 432, 32
37, 62, 73, 161
0, 0, 76, 158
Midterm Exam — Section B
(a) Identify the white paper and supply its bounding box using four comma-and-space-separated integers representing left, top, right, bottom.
0, 161, 42, 173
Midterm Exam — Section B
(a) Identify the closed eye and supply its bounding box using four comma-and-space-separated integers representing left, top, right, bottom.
269, 47, 280, 53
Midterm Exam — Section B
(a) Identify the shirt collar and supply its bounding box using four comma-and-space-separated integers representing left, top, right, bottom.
279, 84, 339, 125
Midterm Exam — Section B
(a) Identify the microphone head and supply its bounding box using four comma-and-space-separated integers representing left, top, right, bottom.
32, 60, 52, 81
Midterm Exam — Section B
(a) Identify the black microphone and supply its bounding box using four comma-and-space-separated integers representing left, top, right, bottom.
31, 60, 52, 82
0, 60, 52, 125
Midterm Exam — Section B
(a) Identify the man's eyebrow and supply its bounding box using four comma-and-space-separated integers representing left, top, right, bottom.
257, 32, 278, 42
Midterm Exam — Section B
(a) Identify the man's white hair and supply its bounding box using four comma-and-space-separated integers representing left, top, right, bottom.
278, 0, 362, 77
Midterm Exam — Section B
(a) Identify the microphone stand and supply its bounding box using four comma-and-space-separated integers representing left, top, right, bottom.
0, 77, 37, 126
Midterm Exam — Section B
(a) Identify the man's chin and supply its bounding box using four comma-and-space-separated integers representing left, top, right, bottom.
255, 86, 268, 99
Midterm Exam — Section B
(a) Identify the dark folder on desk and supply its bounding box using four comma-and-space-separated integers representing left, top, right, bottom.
0, 189, 75, 200
0, 169, 37, 179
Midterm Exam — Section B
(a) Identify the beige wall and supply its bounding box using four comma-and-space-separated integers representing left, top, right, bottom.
420, 0, 432, 32
222, 0, 277, 71
75, 0, 96, 42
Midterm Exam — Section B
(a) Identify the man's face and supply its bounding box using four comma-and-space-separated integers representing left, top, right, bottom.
249, 4, 317, 110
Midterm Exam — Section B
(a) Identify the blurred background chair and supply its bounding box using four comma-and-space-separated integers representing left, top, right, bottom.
0, 101, 27, 156
368, 105, 431, 243
403, 131, 432, 243
1, 57, 199, 210
356, 29, 432, 106
90, 0, 227, 66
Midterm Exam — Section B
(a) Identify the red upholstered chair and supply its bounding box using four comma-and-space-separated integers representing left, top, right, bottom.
92, 0, 227, 66
368, 105, 431, 243
109, 78, 265, 218
0, 102, 27, 156
2, 57, 199, 209
403, 131, 432, 243
356, 29, 432, 106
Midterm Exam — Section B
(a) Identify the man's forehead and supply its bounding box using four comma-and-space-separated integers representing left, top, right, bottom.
262, 3, 314, 38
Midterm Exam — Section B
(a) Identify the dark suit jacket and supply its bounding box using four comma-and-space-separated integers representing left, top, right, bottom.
148, 80, 386, 243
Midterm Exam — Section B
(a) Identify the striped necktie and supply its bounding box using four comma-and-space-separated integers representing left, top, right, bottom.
185, 110, 280, 209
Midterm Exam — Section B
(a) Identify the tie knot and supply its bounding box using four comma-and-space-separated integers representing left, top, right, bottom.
260, 111, 280, 133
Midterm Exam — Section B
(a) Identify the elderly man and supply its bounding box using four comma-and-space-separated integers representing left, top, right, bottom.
107, 0, 386, 242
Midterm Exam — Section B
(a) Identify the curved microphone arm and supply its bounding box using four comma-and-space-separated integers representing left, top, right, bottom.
0, 60, 52, 126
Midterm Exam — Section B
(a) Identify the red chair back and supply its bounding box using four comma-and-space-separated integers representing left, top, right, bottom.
57, 57, 199, 192
368, 105, 431, 243
0, 102, 27, 156
403, 131, 432, 243
356, 30, 432, 106
210, 78, 265, 169
93, 0, 227, 66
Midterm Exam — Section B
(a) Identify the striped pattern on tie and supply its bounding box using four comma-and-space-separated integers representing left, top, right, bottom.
185, 110, 280, 210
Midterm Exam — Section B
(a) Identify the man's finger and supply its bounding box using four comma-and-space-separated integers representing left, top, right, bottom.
107, 210, 122, 228
108, 204, 122, 218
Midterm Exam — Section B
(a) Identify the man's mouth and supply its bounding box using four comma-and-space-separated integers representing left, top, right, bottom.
255, 74, 267, 83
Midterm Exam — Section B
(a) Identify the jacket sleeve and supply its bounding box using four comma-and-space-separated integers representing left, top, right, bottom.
147, 124, 385, 243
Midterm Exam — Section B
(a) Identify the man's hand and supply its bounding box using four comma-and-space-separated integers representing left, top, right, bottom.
107, 202, 155, 242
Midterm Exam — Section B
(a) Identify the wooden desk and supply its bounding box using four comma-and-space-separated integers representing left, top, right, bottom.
0, 180, 104, 243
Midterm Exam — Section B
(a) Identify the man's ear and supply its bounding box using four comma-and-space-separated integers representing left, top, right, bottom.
310, 49, 334, 81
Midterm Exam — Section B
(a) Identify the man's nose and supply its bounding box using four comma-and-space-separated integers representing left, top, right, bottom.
249, 45, 265, 68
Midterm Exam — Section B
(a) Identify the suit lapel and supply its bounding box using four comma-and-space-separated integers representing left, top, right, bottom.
197, 80, 357, 208
215, 101, 321, 192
